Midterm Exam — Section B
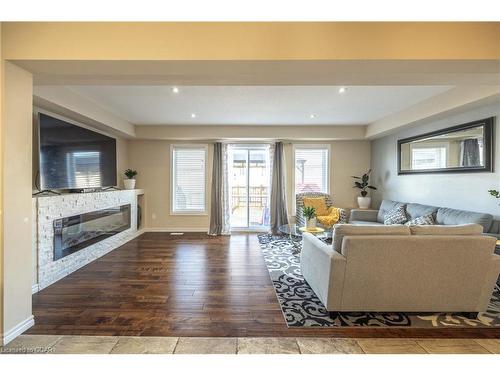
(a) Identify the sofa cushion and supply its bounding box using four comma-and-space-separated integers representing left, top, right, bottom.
488, 220, 500, 235
409, 223, 483, 236
436, 207, 493, 233
384, 205, 408, 225
377, 200, 405, 223
405, 214, 435, 226
406, 203, 438, 220
332, 224, 410, 254
486, 232, 500, 240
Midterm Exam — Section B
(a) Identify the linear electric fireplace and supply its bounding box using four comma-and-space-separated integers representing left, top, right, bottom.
53, 204, 131, 261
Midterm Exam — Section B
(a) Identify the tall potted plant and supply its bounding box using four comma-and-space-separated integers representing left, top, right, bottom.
352, 169, 377, 209
302, 206, 317, 229
124, 169, 138, 190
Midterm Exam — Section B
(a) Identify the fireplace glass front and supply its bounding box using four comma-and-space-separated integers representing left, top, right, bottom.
53, 204, 131, 261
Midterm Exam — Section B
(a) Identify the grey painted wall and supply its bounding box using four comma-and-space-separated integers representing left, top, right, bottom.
370, 103, 500, 219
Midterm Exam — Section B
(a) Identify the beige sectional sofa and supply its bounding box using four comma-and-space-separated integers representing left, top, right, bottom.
300, 224, 500, 315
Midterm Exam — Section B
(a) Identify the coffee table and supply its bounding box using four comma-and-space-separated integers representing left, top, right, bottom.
278, 224, 330, 252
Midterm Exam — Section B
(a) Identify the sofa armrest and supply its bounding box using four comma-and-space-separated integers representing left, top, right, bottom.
492, 254, 500, 276
349, 209, 379, 223
478, 254, 500, 311
300, 233, 346, 310
302, 232, 335, 257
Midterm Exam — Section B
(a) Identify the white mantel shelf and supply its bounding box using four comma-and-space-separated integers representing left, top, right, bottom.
32, 189, 141, 290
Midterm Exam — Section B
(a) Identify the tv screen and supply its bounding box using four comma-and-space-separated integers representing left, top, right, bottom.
38, 113, 117, 190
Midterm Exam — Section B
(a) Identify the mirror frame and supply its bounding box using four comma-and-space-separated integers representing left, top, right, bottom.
397, 117, 494, 175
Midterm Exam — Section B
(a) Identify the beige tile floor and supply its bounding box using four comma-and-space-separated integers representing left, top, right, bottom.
1, 335, 499, 354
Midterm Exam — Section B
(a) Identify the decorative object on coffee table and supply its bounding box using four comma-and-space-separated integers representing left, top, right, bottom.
299, 226, 325, 234
352, 169, 377, 209
124, 169, 138, 190
302, 206, 317, 229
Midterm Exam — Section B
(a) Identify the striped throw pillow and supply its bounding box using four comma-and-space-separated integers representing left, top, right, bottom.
384, 205, 408, 225
405, 214, 435, 226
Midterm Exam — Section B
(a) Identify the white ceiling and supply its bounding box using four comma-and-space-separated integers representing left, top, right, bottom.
66, 85, 453, 126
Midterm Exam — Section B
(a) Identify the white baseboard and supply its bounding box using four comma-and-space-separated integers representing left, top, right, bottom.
2, 315, 35, 345
145, 228, 208, 233
231, 228, 268, 233
132, 228, 146, 237
32, 284, 39, 294
143, 228, 268, 233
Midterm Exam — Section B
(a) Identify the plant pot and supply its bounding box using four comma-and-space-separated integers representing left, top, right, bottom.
306, 217, 317, 229
357, 196, 371, 209
124, 179, 136, 190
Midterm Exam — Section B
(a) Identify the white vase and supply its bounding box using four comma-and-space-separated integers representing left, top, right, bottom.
357, 196, 371, 209
124, 179, 136, 190
306, 217, 317, 229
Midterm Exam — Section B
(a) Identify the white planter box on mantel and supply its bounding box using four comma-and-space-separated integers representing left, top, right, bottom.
33, 190, 141, 290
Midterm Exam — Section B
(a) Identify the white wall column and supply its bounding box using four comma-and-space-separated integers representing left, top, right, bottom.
2, 62, 34, 344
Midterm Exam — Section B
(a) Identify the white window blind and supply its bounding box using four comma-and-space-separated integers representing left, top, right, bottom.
411, 147, 447, 170
294, 146, 329, 195
172, 146, 206, 213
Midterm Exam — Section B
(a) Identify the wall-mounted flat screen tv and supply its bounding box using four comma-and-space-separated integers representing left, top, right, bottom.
38, 113, 117, 190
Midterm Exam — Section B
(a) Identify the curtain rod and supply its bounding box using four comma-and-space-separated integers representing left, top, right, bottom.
212, 140, 291, 144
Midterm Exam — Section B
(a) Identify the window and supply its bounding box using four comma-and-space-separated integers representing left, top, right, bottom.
171, 145, 207, 214
411, 147, 447, 170
66, 151, 102, 188
294, 145, 330, 196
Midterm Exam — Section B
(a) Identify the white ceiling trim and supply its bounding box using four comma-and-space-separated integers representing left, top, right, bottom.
366, 86, 500, 139
33, 86, 136, 138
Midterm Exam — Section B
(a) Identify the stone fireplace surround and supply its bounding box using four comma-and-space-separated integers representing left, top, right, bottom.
32, 190, 142, 291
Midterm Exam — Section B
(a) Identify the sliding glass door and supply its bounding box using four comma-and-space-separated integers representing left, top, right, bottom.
229, 145, 270, 230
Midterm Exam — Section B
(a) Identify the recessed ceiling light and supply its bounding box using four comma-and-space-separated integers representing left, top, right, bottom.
309, 114, 316, 119
338, 87, 347, 94
172, 87, 179, 94
191, 113, 197, 118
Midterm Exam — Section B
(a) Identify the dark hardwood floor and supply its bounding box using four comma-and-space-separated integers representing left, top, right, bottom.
27, 232, 500, 338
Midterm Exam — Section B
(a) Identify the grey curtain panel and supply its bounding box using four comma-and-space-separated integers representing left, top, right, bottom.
461, 138, 481, 167
270, 142, 289, 234
208, 142, 230, 236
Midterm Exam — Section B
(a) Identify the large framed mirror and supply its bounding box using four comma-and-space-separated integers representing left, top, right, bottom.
398, 117, 494, 175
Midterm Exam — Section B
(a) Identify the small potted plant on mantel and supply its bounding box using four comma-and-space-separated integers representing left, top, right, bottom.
302, 206, 317, 229
352, 169, 377, 209
124, 169, 138, 190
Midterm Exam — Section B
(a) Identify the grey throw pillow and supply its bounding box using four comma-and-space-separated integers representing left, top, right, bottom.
405, 214, 435, 226
384, 205, 408, 225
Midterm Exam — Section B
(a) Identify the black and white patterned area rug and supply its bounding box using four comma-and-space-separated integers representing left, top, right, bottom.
258, 233, 500, 328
